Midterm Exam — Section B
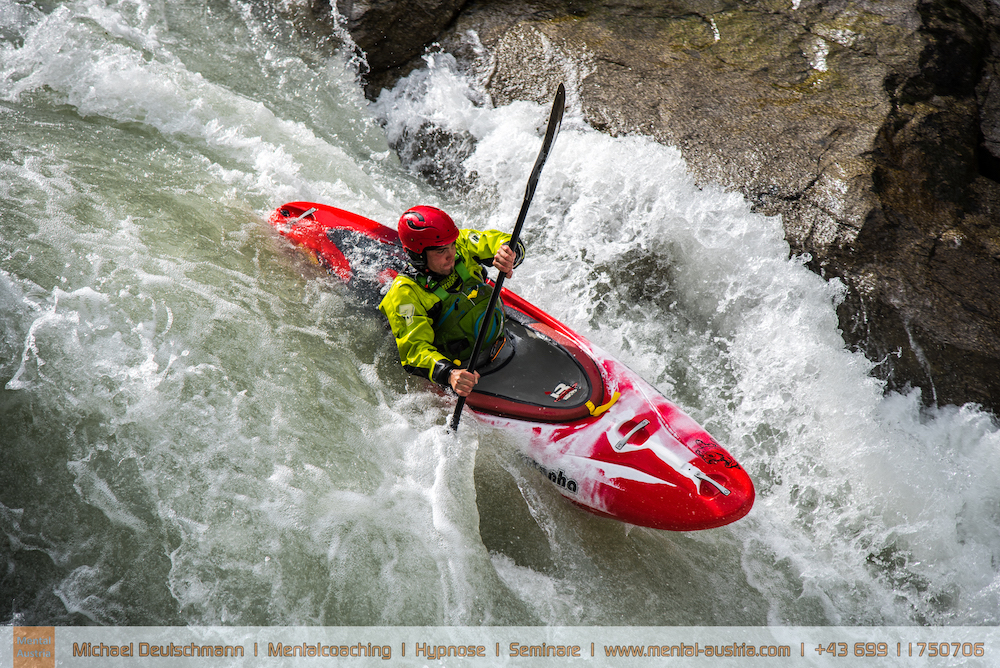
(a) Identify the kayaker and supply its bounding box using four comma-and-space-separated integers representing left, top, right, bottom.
378, 205, 524, 397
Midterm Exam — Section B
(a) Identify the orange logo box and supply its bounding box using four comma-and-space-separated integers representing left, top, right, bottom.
13, 627, 55, 668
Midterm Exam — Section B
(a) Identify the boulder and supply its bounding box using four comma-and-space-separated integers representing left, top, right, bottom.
306, 0, 468, 74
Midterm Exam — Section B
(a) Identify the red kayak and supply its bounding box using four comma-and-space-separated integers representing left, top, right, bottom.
268, 202, 754, 531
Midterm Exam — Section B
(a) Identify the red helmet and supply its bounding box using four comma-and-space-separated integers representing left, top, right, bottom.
397, 206, 459, 254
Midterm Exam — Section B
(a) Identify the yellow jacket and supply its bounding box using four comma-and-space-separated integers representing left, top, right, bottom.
378, 229, 524, 384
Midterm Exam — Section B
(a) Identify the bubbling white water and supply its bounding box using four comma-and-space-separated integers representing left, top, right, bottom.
0, 0, 997, 628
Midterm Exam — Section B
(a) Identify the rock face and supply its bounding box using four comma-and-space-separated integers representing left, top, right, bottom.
307, 0, 468, 73
309, 0, 1000, 413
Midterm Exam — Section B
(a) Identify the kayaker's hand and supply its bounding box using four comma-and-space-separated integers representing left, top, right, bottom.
493, 244, 515, 278
449, 368, 480, 397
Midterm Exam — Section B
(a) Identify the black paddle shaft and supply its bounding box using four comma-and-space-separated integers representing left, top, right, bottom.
449, 83, 566, 431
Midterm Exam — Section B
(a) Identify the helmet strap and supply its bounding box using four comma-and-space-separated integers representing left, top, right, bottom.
406, 249, 428, 269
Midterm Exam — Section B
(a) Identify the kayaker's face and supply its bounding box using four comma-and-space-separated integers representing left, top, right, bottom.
426, 242, 456, 275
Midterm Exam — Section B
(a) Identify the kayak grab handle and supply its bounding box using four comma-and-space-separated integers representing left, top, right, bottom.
693, 470, 731, 496
290, 207, 317, 225
614, 419, 649, 451
587, 391, 620, 417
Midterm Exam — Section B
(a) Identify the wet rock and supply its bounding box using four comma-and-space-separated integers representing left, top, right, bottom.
306, 0, 468, 73
389, 121, 478, 190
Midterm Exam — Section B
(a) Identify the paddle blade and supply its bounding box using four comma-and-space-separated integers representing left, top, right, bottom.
520, 84, 566, 224
451, 83, 566, 432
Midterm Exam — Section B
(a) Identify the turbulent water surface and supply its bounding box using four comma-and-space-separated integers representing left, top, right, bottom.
2, 0, 1000, 629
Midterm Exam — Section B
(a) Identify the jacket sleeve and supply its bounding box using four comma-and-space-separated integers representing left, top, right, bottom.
378, 279, 457, 385
460, 229, 526, 270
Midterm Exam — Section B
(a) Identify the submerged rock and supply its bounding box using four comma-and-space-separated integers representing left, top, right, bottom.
308, 0, 1000, 413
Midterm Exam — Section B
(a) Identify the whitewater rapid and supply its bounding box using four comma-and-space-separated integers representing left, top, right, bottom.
1, 0, 999, 630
